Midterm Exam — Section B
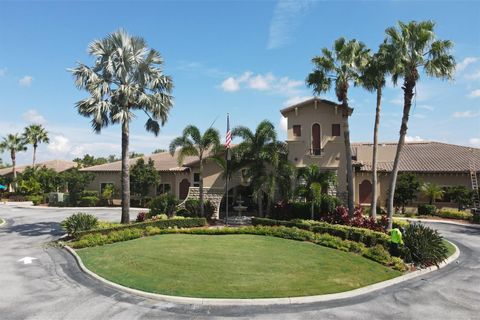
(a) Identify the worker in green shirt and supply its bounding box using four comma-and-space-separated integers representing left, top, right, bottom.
390, 227, 404, 256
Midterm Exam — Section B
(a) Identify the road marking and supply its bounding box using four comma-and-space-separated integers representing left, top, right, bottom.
18, 257, 37, 264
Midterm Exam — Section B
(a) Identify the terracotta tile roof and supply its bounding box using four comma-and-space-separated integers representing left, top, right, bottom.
280, 97, 352, 117
0, 159, 77, 176
79, 151, 197, 173
353, 142, 480, 173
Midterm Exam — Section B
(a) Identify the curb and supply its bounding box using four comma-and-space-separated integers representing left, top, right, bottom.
64, 241, 460, 306
397, 217, 480, 229
0, 218, 5, 227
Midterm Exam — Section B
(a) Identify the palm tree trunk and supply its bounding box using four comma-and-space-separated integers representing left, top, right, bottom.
32, 144, 37, 168
370, 86, 382, 219
387, 79, 415, 230
11, 150, 16, 191
121, 121, 130, 224
343, 113, 355, 216
199, 157, 205, 217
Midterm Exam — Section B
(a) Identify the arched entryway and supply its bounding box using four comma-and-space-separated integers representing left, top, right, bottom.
359, 179, 372, 204
179, 179, 190, 200
312, 123, 321, 155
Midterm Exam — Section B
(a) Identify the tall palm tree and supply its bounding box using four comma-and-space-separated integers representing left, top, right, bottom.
296, 164, 337, 218
23, 124, 49, 167
169, 125, 221, 217
420, 182, 445, 205
384, 21, 455, 229
232, 120, 280, 217
70, 29, 173, 224
306, 37, 370, 216
0, 134, 28, 188
359, 45, 389, 219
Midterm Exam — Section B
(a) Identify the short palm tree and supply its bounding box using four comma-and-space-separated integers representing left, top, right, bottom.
296, 164, 337, 218
23, 124, 49, 167
306, 37, 370, 216
420, 182, 445, 205
385, 21, 455, 229
169, 125, 221, 217
0, 134, 28, 187
359, 44, 390, 219
232, 120, 280, 217
70, 29, 173, 224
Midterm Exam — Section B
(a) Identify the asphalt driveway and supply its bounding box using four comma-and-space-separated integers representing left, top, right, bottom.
0, 205, 479, 319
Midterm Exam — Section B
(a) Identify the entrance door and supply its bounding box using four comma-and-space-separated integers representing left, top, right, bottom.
179, 179, 190, 200
312, 123, 321, 155
359, 180, 372, 204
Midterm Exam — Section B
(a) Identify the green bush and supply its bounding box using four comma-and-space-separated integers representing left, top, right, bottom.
184, 199, 202, 217
402, 223, 448, 267
26, 195, 43, 206
78, 196, 99, 207
434, 209, 472, 221
252, 217, 390, 250
418, 204, 437, 216
319, 194, 341, 214
74, 217, 207, 239
149, 194, 178, 217
61, 212, 98, 237
82, 190, 99, 197
363, 245, 391, 265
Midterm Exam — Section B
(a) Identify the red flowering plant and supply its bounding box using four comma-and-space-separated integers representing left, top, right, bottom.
320, 206, 385, 232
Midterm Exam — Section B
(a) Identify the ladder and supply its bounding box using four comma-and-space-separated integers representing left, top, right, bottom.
470, 149, 480, 211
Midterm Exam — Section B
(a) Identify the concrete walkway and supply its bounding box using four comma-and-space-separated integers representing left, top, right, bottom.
0, 205, 479, 319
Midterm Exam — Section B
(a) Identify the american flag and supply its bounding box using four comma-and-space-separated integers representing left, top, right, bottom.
225, 113, 232, 149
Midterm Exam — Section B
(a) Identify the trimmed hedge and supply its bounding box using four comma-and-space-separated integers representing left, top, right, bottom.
74, 217, 207, 239
418, 204, 437, 216
252, 217, 390, 249
434, 210, 473, 221
69, 225, 405, 271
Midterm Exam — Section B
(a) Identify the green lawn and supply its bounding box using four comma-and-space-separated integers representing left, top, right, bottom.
77, 234, 401, 298
443, 240, 456, 257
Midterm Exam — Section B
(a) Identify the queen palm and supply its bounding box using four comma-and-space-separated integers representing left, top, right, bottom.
385, 21, 455, 229
0, 134, 28, 188
359, 45, 389, 219
169, 125, 221, 217
420, 182, 445, 205
232, 120, 280, 217
70, 29, 173, 224
306, 37, 370, 215
23, 124, 49, 167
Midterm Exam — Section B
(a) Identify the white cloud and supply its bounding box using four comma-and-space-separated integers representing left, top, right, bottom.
468, 89, 480, 98
279, 116, 288, 132
220, 71, 303, 96
22, 109, 46, 124
469, 138, 480, 147
405, 136, 425, 142
456, 57, 478, 73
465, 70, 480, 80
418, 105, 434, 111
283, 95, 313, 107
0, 68, 6, 77
267, 0, 314, 49
19, 75, 33, 87
48, 135, 71, 153
452, 110, 480, 118
221, 77, 240, 92
413, 113, 426, 119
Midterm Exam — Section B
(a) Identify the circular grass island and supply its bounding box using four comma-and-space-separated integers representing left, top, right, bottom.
76, 234, 401, 299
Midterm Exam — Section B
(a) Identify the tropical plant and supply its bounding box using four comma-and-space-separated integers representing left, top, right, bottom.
70, 29, 173, 223
444, 186, 473, 210
402, 223, 448, 267
169, 125, 221, 217
0, 133, 28, 187
130, 158, 159, 207
306, 37, 370, 215
232, 120, 281, 217
61, 212, 99, 237
22, 124, 49, 167
101, 184, 116, 206
61, 168, 94, 206
420, 182, 445, 205
384, 20, 455, 229
149, 194, 178, 218
393, 173, 420, 214
359, 45, 390, 219
73, 154, 109, 168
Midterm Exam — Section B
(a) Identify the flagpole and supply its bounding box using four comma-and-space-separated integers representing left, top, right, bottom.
225, 113, 230, 226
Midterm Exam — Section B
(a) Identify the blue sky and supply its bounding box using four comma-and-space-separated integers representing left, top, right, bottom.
1, 0, 479, 165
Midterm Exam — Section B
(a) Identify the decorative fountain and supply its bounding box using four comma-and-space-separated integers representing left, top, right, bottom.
226, 196, 251, 225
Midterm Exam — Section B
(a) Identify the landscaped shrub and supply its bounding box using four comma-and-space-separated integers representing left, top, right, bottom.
184, 199, 202, 217
61, 212, 98, 237
26, 195, 43, 206
136, 212, 147, 222
417, 204, 437, 216
252, 217, 390, 249
434, 209, 472, 221
402, 223, 448, 267
363, 245, 392, 265
319, 194, 341, 214
82, 190, 99, 197
74, 217, 207, 239
78, 196, 99, 207
149, 194, 178, 217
